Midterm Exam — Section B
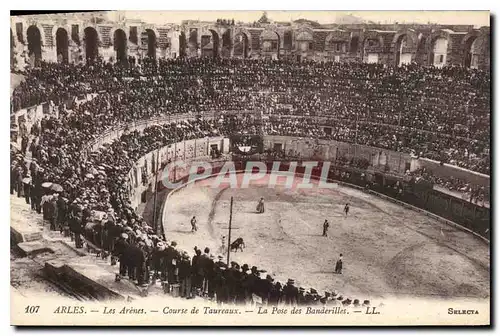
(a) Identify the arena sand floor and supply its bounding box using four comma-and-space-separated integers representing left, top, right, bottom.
162, 174, 490, 301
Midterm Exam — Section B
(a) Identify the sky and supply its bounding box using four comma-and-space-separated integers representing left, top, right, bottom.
111, 10, 490, 27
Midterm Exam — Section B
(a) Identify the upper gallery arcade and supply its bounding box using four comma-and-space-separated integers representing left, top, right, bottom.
11, 12, 490, 70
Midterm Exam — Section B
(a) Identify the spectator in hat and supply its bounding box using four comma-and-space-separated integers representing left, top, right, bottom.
49, 193, 59, 231
22, 173, 31, 205
191, 247, 203, 293
283, 279, 299, 305
113, 231, 129, 271
269, 280, 282, 305
214, 256, 228, 304
56, 194, 68, 234
165, 241, 180, 287
259, 274, 275, 305
298, 287, 307, 305
69, 205, 84, 248
151, 241, 165, 283
178, 251, 193, 299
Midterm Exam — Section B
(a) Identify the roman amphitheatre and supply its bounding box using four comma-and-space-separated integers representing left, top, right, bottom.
10, 12, 490, 320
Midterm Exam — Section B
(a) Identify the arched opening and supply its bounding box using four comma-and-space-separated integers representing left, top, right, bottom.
56, 28, 69, 63
140, 29, 156, 59
350, 36, 359, 53
179, 32, 187, 58
464, 36, 481, 69
10, 29, 15, 68
84, 27, 99, 61
430, 37, 448, 68
295, 31, 313, 53
113, 29, 127, 64
201, 30, 220, 58
283, 31, 293, 51
188, 29, 198, 57
325, 35, 348, 63
27, 25, 42, 65
363, 37, 381, 63
233, 32, 249, 58
221, 30, 232, 58
261, 30, 280, 60
395, 34, 412, 66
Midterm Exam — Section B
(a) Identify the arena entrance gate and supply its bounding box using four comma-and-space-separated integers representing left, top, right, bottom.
56, 28, 69, 63
84, 27, 99, 61
27, 25, 42, 65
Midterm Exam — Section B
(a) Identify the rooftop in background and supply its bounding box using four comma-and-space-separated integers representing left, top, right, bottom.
11, 10, 490, 28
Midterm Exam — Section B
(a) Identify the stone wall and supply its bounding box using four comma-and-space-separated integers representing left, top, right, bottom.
10, 15, 490, 70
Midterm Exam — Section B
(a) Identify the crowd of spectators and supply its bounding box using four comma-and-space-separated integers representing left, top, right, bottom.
10, 58, 490, 304
10, 111, 366, 307
12, 58, 490, 175
408, 168, 489, 206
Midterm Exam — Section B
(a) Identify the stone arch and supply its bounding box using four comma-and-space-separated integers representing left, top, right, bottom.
201, 29, 220, 58
113, 28, 128, 63
392, 29, 418, 66
24, 22, 46, 47
362, 31, 384, 63
109, 26, 129, 45
81, 25, 103, 45
221, 29, 232, 58
51, 24, 71, 43
233, 31, 250, 58
179, 31, 187, 58
140, 26, 161, 45
83, 26, 100, 61
461, 30, 485, 68
325, 30, 351, 53
55, 27, 69, 63
26, 25, 43, 63
260, 28, 280, 59
426, 30, 452, 67
416, 33, 425, 52
283, 30, 293, 50
187, 27, 199, 57
294, 30, 314, 52
233, 27, 252, 48
140, 28, 157, 59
